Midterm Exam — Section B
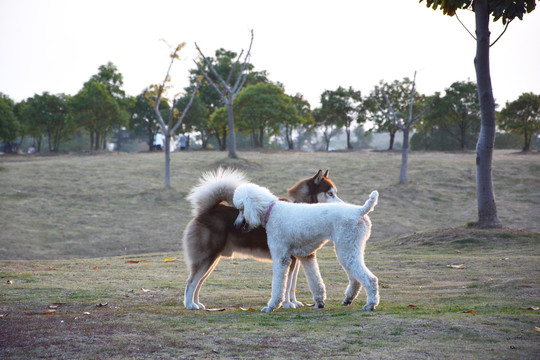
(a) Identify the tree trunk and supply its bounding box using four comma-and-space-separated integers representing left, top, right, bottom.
226, 100, 237, 158
164, 133, 171, 189
285, 125, 294, 150
388, 131, 395, 150
474, 0, 502, 228
399, 127, 410, 184
259, 127, 264, 148
523, 129, 530, 152
460, 123, 467, 151
346, 127, 352, 150
148, 131, 154, 151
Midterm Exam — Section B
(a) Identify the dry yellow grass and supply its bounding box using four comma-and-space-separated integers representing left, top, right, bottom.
0, 150, 539, 359
0, 150, 538, 259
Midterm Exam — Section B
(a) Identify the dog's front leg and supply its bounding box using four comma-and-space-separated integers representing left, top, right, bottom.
300, 254, 326, 308
262, 254, 291, 313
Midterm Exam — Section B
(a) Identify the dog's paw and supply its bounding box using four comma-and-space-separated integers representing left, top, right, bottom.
196, 302, 206, 310
342, 299, 352, 306
362, 304, 375, 311
261, 307, 274, 313
292, 300, 304, 308
185, 303, 200, 310
281, 301, 296, 309
314, 301, 325, 309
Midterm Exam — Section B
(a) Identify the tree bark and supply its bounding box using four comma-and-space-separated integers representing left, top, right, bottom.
474, 0, 502, 228
388, 131, 395, 150
226, 101, 237, 158
399, 127, 409, 184
164, 133, 171, 189
346, 127, 352, 150
523, 129, 530, 152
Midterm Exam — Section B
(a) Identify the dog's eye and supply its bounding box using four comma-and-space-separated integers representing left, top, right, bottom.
327, 191, 334, 197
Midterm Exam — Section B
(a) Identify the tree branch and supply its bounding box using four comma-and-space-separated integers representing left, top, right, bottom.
153, 85, 168, 133
407, 71, 417, 127
455, 11, 476, 40
381, 89, 405, 131
227, 49, 244, 84
231, 29, 254, 94
194, 42, 231, 94
193, 59, 227, 100
171, 79, 200, 134
490, 19, 512, 47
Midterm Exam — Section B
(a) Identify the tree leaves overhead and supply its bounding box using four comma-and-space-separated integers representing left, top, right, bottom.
420, 0, 536, 24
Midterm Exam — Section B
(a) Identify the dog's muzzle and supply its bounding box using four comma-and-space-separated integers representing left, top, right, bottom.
234, 212, 251, 233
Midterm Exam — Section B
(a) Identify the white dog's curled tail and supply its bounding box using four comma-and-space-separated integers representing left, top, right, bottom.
186, 167, 248, 216
359, 190, 379, 216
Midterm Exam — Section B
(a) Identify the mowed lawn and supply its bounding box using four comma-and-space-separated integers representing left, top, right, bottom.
0, 150, 539, 359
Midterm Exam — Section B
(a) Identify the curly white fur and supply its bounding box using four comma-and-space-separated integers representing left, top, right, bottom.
233, 183, 380, 313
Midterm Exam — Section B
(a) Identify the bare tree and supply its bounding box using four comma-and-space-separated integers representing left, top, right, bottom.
148, 43, 199, 189
194, 31, 254, 158
380, 72, 430, 184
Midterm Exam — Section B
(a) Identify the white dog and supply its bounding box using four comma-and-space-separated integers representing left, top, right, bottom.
233, 183, 380, 313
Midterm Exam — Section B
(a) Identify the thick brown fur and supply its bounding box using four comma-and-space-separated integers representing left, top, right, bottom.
183, 169, 338, 310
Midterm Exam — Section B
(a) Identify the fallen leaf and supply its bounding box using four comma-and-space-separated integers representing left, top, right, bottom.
526, 306, 539, 311
96, 302, 108, 307
52, 302, 66, 306
48, 305, 59, 309
125, 259, 148, 264
447, 264, 466, 269
0, 313, 8, 318
500, 257, 509, 261
163, 257, 176, 262
93, 266, 100, 271
534, 326, 540, 333
238, 307, 255, 311
6, 280, 13, 285
83, 312, 91, 315
463, 310, 476, 314
205, 308, 226, 312
44, 309, 56, 315
455, 250, 461, 254
409, 304, 417, 308
141, 288, 152, 293
305, 303, 315, 307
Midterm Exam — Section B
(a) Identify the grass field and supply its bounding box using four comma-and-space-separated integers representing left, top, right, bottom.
1, 150, 539, 359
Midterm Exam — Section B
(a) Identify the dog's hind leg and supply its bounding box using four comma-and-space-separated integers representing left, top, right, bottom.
341, 271, 362, 306
300, 253, 326, 309
184, 256, 220, 310
282, 257, 301, 309
335, 247, 379, 311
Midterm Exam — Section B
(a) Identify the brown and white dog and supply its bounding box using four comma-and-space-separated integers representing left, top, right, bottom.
183, 168, 341, 310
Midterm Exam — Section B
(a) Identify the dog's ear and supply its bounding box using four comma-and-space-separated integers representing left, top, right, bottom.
242, 196, 263, 227
312, 169, 323, 185
323, 169, 329, 178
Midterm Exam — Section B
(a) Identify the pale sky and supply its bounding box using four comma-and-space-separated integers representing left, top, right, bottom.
1, 0, 539, 109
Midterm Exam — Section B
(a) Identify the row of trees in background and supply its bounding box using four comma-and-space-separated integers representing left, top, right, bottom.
1, 65, 537, 155
1, 18, 539, 158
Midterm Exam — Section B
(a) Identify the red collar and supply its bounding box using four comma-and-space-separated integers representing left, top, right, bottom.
264, 201, 277, 224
